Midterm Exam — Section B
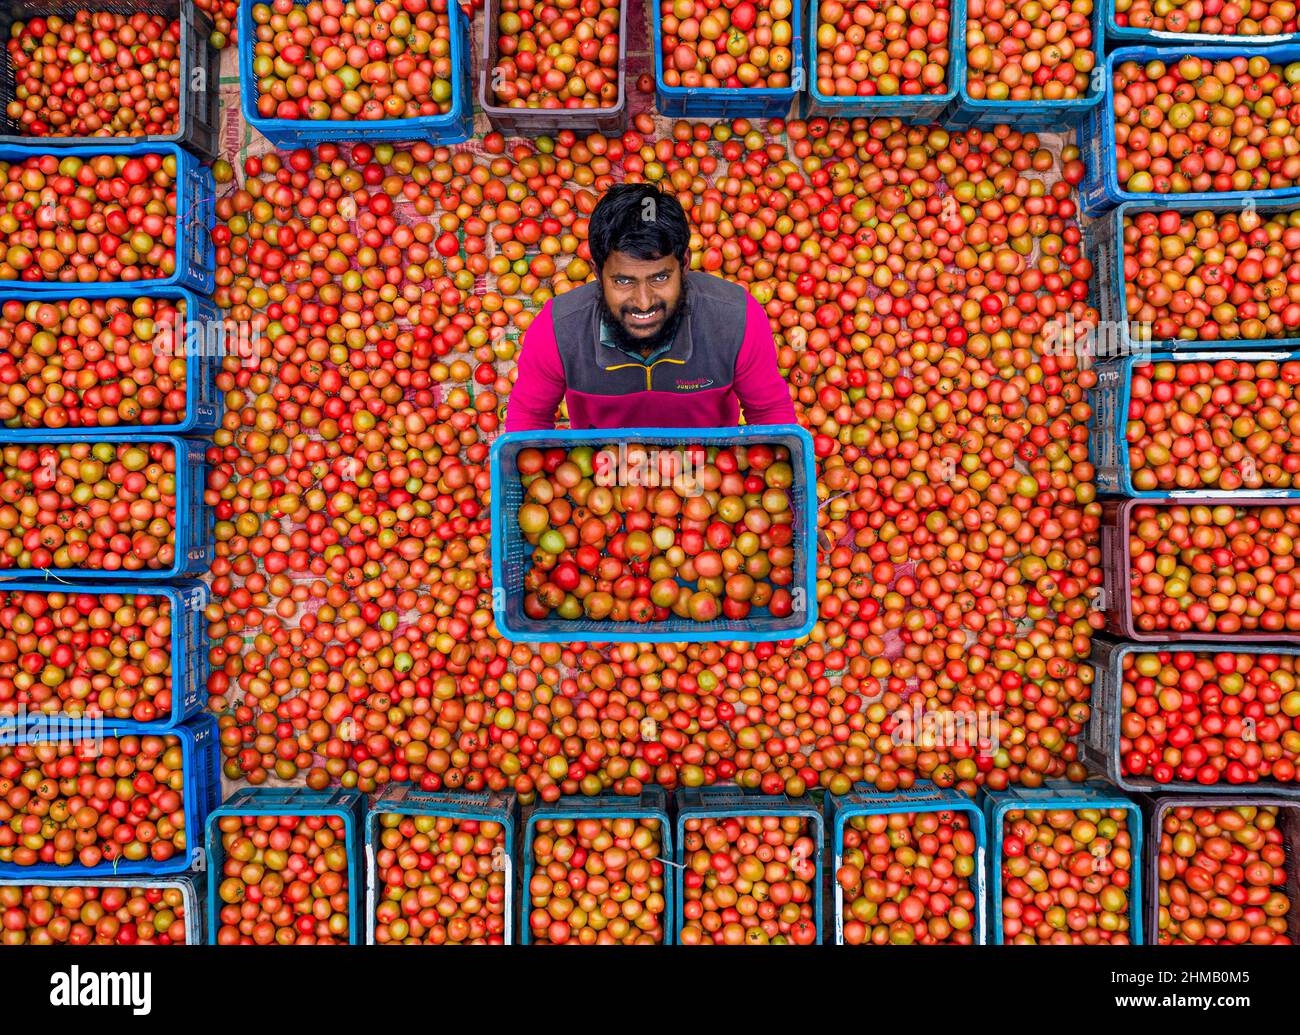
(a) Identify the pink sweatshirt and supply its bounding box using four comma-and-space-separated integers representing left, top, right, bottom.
504, 273, 797, 431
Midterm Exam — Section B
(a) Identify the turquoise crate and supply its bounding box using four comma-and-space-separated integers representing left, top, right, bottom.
205, 787, 366, 946
0, 0, 221, 160
489, 425, 818, 643
1094, 197, 1300, 356
981, 779, 1144, 944
0, 142, 214, 294
238, 0, 473, 147
0, 286, 224, 437
0, 872, 206, 944
520, 789, 673, 945
827, 782, 988, 945
803, 0, 965, 122
675, 785, 824, 945
1144, 795, 1300, 945
0, 579, 208, 728
1080, 44, 1300, 216
0, 713, 219, 878
1090, 351, 1300, 497
365, 786, 517, 945
1083, 638, 1300, 795
1104, 0, 1300, 46
652, 0, 804, 120
945, 1, 1102, 130
0, 434, 212, 580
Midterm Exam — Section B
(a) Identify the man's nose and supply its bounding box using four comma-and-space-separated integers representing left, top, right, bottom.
633, 283, 656, 311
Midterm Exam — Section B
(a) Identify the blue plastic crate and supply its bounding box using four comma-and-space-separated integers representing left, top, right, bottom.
803, 0, 965, 122
238, 0, 473, 148
489, 424, 818, 643
365, 786, 517, 945
675, 785, 824, 945
520, 789, 673, 945
0, 871, 206, 944
1104, 0, 1300, 46
652, 0, 804, 120
0, 142, 214, 294
0, 434, 212, 580
0, 0, 222, 161
1090, 350, 1300, 497
205, 787, 366, 946
1080, 45, 1300, 216
0, 579, 208, 728
1083, 638, 1300, 796
0, 286, 223, 437
945, 2, 1101, 130
1095, 197, 1300, 356
0, 713, 219, 878
827, 781, 988, 945
981, 779, 1144, 944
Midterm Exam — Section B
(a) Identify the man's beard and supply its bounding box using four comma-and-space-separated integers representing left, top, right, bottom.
598, 280, 689, 359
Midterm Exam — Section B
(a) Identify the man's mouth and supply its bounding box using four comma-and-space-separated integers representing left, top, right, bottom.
624, 308, 663, 325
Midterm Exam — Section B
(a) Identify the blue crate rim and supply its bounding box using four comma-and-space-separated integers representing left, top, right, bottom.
1098, 639, 1300, 795
1106, 197, 1300, 354
0, 140, 214, 295
0, 433, 210, 581
1100, 348, 1300, 498
206, 787, 366, 946
650, 0, 804, 104
1088, 44, 1300, 211
954, 0, 1103, 114
489, 424, 819, 644
806, 0, 966, 112
520, 791, 674, 945
674, 786, 825, 945
238, 0, 472, 139
0, 578, 207, 728
984, 783, 1144, 944
828, 781, 988, 945
0, 285, 220, 437
0, 715, 216, 878
364, 788, 516, 945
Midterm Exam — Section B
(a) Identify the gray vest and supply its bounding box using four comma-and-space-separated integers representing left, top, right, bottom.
549, 271, 750, 395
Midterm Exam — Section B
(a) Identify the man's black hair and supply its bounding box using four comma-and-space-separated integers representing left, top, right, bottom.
588, 183, 690, 272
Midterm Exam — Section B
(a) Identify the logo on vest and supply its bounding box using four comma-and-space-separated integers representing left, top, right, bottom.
675, 377, 714, 391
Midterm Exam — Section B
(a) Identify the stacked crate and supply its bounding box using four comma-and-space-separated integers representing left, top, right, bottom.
0, 0, 219, 946
1086, 93, 1300, 939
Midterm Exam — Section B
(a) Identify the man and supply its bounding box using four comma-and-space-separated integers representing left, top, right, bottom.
503, 183, 796, 431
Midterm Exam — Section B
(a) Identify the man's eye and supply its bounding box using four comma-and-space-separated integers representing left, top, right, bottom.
654, 273, 669, 282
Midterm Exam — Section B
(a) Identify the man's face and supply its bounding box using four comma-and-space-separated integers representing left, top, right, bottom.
599, 251, 685, 341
